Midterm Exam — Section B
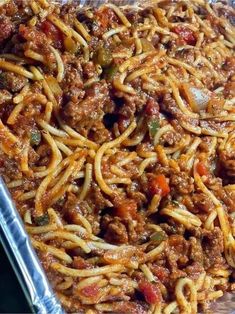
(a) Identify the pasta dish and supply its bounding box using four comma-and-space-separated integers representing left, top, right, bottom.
0, 0, 235, 313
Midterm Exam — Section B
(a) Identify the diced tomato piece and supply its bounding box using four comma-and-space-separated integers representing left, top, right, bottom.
96, 7, 118, 29
115, 199, 138, 219
172, 26, 196, 46
149, 174, 170, 197
145, 99, 160, 116
41, 20, 63, 48
80, 284, 99, 298
73, 257, 91, 269
152, 265, 169, 284
196, 161, 209, 177
139, 280, 162, 304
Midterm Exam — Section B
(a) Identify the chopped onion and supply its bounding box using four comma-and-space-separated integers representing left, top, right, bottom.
141, 38, 155, 52
46, 76, 62, 96
104, 246, 137, 266
181, 83, 210, 113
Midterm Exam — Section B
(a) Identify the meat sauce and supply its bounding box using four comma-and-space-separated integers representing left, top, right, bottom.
0, 0, 234, 313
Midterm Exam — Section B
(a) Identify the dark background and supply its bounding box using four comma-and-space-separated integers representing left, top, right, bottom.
0, 245, 31, 313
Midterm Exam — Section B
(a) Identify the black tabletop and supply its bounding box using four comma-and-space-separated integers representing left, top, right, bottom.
0, 245, 31, 313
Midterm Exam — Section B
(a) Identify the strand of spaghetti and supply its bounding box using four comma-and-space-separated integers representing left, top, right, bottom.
143, 241, 166, 262
73, 213, 93, 235
180, 120, 201, 135
37, 0, 49, 8
195, 14, 215, 37
164, 134, 191, 154
30, 66, 58, 109
55, 140, 73, 156
7, 102, 25, 125
0, 53, 28, 63
138, 150, 157, 158
35, 151, 82, 216
74, 19, 91, 42
0, 59, 34, 79
204, 210, 217, 230
37, 119, 67, 137
7, 180, 23, 188
147, 194, 161, 215
119, 51, 156, 73
42, 230, 91, 253
103, 26, 127, 40
70, 28, 89, 61
20, 141, 29, 173
49, 160, 77, 197
163, 301, 178, 314
106, 177, 132, 185
133, 30, 142, 55
105, 3, 131, 27
194, 160, 234, 266
55, 137, 89, 148
31, 238, 72, 264
24, 49, 45, 63
167, 77, 199, 118
30, 0, 40, 14
139, 157, 157, 176
72, 171, 85, 180
13, 84, 30, 104
0, 119, 21, 157
125, 66, 156, 83
24, 210, 32, 224
57, 118, 98, 150
154, 124, 173, 146
195, 271, 206, 291
76, 276, 104, 291
153, 304, 162, 314
87, 241, 119, 251
56, 277, 73, 291
205, 2, 235, 36
50, 46, 64, 82
17, 190, 36, 201
95, 120, 136, 196
209, 268, 231, 278
47, 14, 72, 37
137, 24, 177, 38
48, 153, 86, 191
113, 72, 136, 95
175, 277, 197, 314
110, 165, 128, 177
203, 115, 235, 122
51, 262, 125, 277
26, 224, 58, 234
79, 163, 92, 201
48, 208, 63, 227
140, 264, 155, 282
64, 225, 99, 241
155, 145, 169, 166
166, 56, 202, 79
34, 131, 62, 178
161, 207, 202, 228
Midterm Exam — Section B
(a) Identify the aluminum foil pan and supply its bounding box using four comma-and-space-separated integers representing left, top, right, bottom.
0, 178, 64, 314
0, 1, 234, 313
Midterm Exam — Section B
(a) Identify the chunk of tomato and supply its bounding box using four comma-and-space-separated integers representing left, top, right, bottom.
196, 161, 209, 177
172, 26, 196, 46
139, 280, 162, 304
80, 284, 99, 298
149, 174, 170, 197
115, 199, 138, 219
41, 20, 63, 48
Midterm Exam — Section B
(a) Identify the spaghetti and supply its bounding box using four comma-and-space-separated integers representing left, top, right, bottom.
0, 0, 235, 313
